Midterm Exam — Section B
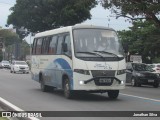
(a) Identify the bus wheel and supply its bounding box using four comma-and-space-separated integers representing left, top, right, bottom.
64, 78, 73, 99
108, 90, 119, 99
40, 75, 50, 92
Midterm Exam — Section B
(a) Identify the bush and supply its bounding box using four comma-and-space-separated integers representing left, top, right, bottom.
26, 60, 31, 70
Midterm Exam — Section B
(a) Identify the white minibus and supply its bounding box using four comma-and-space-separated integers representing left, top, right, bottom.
31, 24, 126, 99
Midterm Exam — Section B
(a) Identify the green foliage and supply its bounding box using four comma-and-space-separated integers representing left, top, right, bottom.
118, 20, 160, 63
152, 57, 160, 63
26, 60, 31, 70
102, 0, 160, 27
20, 40, 30, 59
7, 0, 97, 33
0, 29, 20, 46
0, 29, 21, 61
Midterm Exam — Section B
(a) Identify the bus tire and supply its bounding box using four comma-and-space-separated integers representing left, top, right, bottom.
63, 78, 74, 99
40, 75, 50, 92
108, 90, 119, 99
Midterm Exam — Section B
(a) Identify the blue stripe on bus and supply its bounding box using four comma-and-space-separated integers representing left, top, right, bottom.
54, 58, 73, 90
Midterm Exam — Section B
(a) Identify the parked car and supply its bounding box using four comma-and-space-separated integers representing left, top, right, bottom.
0, 60, 11, 69
126, 62, 159, 88
10, 61, 29, 74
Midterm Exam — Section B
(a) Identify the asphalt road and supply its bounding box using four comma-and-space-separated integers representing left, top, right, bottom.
0, 69, 160, 120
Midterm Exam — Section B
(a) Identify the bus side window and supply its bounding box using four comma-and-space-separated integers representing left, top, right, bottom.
32, 39, 37, 55
41, 38, 46, 54
48, 36, 57, 54
64, 35, 71, 56
36, 38, 43, 55
42, 37, 51, 54
56, 35, 64, 54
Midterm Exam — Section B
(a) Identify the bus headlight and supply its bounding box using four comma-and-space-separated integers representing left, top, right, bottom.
117, 69, 126, 75
121, 80, 125, 85
74, 69, 90, 75
79, 81, 85, 85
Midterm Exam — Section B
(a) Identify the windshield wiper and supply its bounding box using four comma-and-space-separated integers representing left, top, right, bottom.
94, 50, 121, 58
76, 51, 105, 59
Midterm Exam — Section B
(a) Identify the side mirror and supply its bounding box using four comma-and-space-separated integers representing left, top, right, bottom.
62, 43, 68, 52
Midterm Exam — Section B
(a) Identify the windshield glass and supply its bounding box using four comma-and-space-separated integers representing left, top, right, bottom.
73, 29, 124, 57
133, 63, 153, 71
15, 61, 27, 65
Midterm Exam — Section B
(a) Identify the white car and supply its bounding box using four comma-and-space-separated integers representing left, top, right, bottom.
0, 60, 11, 69
10, 61, 29, 74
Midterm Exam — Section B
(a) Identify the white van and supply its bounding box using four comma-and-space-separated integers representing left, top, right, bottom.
31, 25, 126, 99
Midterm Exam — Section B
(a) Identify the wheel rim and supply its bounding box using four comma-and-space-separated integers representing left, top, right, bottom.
108, 90, 119, 99
64, 80, 70, 97
41, 81, 44, 90
40, 78, 44, 90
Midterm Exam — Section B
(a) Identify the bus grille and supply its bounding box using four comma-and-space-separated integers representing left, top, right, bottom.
91, 70, 116, 77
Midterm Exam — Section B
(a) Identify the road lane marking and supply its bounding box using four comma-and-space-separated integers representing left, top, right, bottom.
120, 93, 160, 103
0, 97, 40, 120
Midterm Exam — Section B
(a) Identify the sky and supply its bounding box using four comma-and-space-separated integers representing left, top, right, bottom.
0, 0, 132, 43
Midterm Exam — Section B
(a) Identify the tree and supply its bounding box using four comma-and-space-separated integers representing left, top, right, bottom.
7, 0, 97, 33
101, 0, 160, 28
0, 29, 20, 46
0, 29, 20, 61
118, 20, 160, 63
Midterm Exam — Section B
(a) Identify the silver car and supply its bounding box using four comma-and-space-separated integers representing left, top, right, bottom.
0, 60, 11, 69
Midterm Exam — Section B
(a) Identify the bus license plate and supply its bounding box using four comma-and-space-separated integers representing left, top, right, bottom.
148, 80, 154, 82
99, 78, 112, 83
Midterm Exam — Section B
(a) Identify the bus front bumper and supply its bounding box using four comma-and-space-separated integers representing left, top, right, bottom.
73, 76, 125, 91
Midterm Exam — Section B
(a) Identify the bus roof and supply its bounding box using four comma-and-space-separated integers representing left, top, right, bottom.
35, 24, 114, 38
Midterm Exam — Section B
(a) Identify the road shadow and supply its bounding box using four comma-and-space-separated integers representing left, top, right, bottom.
32, 88, 122, 102
126, 84, 159, 89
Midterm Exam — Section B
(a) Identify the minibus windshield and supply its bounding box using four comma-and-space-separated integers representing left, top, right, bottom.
73, 29, 124, 58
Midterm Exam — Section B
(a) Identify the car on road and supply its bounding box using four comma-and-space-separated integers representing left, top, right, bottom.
126, 62, 159, 88
10, 61, 29, 74
0, 60, 11, 69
